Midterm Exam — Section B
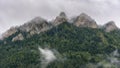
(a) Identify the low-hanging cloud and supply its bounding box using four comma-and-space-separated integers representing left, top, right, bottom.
97, 49, 120, 68
0, 0, 120, 34
86, 49, 120, 68
38, 47, 64, 68
39, 47, 56, 68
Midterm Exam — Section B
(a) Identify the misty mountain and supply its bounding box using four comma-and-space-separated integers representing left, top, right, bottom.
0, 12, 119, 42
0, 12, 120, 68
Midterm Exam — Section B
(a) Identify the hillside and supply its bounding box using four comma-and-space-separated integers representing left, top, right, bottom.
0, 22, 120, 68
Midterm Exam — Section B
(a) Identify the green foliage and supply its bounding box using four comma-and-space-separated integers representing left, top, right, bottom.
0, 22, 120, 68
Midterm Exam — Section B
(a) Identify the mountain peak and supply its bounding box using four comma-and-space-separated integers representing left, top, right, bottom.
19, 16, 49, 32
73, 13, 98, 28
1, 16, 51, 41
52, 12, 68, 26
59, 12, 66, 18
105, 21, 116, 26
104, 21, 118, 32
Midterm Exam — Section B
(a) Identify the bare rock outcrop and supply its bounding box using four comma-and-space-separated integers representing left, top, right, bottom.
73, 13, 98, 28
19, 17, 50, 35
1, 27, 18, 39
2, 17, 51, 41
104, 21, 118, 32
52, 12, 68, 26
12, 33, 24, 42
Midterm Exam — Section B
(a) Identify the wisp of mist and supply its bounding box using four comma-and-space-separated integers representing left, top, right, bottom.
86, 49, 120, 68
38, 47, 64, 68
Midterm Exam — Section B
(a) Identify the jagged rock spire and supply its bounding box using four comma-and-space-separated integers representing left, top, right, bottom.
73, 13, 98, 28
104, 21, 118, 32
52, 12, 68, 26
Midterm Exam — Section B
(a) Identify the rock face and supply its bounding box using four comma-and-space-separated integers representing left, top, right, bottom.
104, 21, 118, 32
12, 33, 24, 42
52, 12, 68, 26
19, 17, 50, 35
1, 27, 18, 39
1, 17, 51, 42
73, 13, 98, 28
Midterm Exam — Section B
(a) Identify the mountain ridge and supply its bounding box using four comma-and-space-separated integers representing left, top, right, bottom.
0, 12, 119, 41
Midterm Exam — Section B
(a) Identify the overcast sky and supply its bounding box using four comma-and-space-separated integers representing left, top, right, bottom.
0, 0, 120, 34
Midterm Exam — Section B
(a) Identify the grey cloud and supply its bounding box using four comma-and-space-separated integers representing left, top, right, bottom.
0, 0, 120, 34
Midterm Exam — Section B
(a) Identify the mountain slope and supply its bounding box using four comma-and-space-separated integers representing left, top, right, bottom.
0, 22, 120, 68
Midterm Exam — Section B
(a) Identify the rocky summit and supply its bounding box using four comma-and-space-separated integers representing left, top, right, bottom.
73, 13, 98, 28
52, 12, 68, 26
104, 21, 118, 32
1, 17, 52, 42
19, 17, 51, 35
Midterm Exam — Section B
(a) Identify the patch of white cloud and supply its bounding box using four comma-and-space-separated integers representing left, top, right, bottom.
38, 47, 64, 68
39, 47, 56, 68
